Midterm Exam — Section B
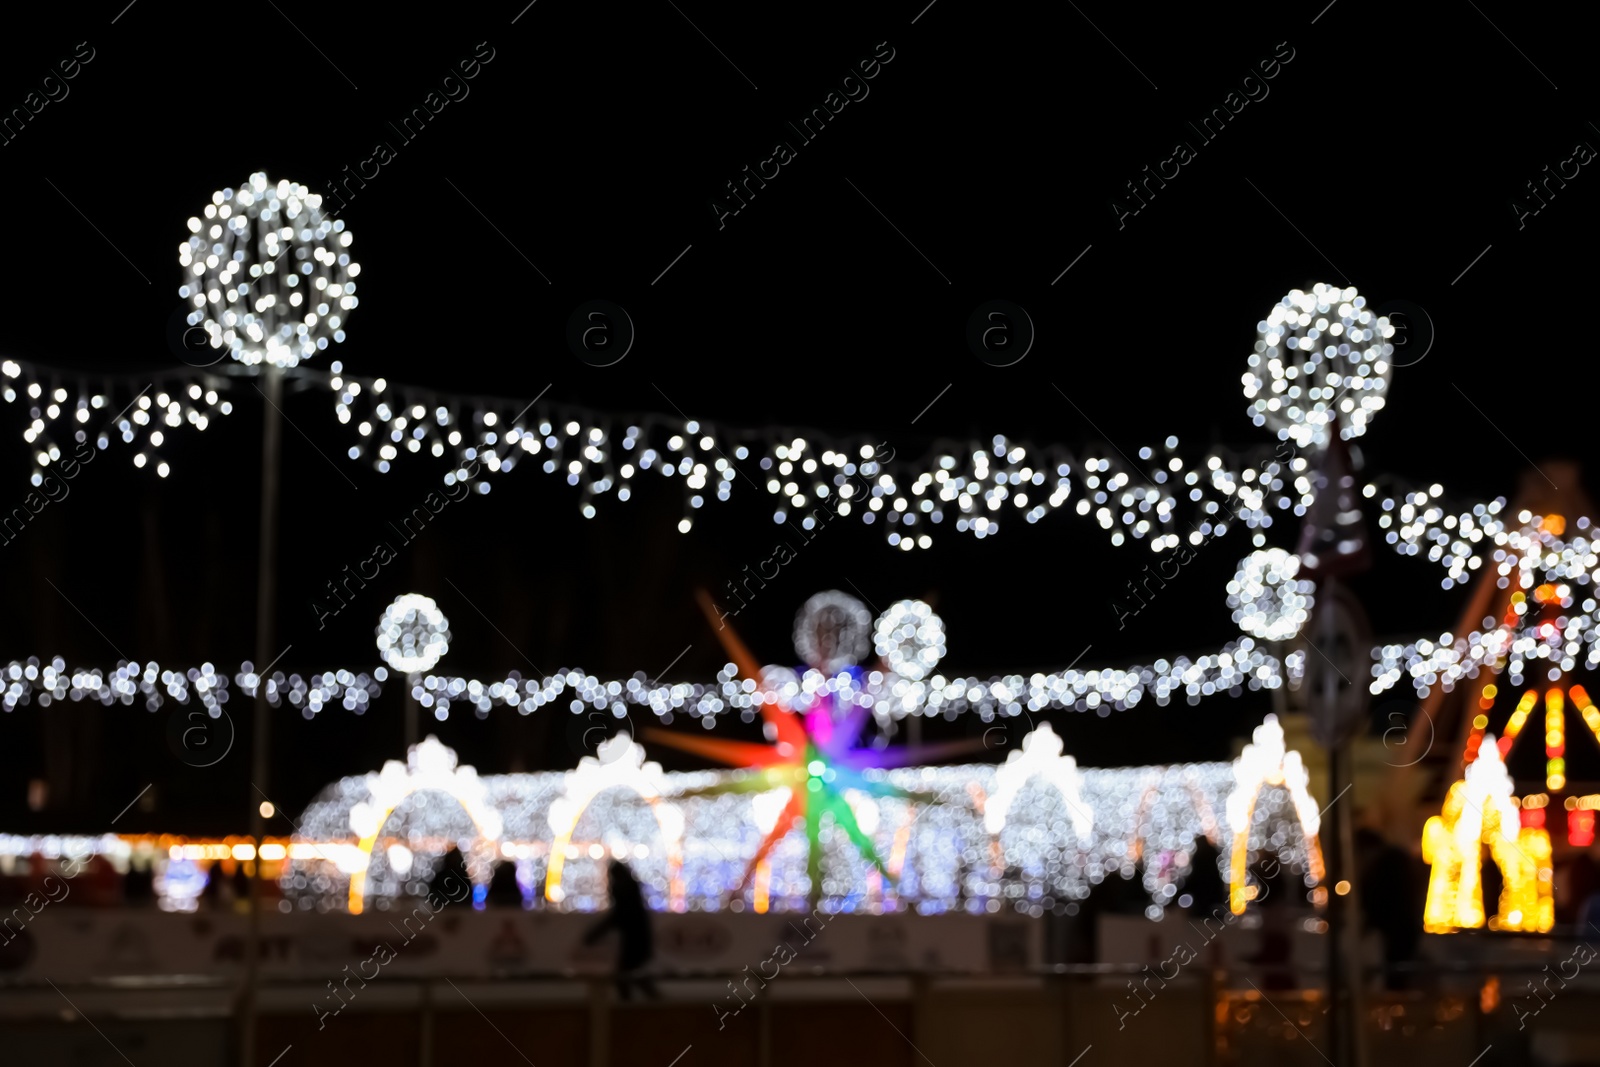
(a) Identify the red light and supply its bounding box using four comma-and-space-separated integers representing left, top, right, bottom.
1523, 808, 1546, 830
1570, 809, 1595, 847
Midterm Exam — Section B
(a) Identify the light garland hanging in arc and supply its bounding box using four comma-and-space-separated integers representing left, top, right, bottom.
324, 360, 1323, 552
1369, 516, 1600, 698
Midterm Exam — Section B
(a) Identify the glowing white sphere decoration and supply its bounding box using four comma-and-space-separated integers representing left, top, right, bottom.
1227, 549, 1315, 642
793, 591, 872, 674
873, 599, 946, 681
376, 594, 451, 673
178, 172, 359, 368
1242, 283, 1392, 449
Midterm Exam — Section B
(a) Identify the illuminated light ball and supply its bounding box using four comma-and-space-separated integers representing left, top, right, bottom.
1227, 549, 1315, 641
1242, 283, 1392, 448
793, 591, 872, 673
376, 594, 452, 673
178, 172, 359, 368
873, 599, 946, 681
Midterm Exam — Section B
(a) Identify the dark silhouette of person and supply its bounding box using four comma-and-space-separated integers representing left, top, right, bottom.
429, 846, 472, 905
1183, 837, 1228, 917
231, 862, 251, 907
583, 859, 658, 1000
1239, 861, 1296, 991
202, 862, 222, 909
1562, 851, 1600, 928
124, 862, 155, 906
1356, 828, 1421, 990
487, 861, 523, 908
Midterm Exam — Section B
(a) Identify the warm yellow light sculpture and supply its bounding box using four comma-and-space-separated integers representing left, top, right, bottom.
1225, 715, 1324, 914
1421, 735, 1552, 933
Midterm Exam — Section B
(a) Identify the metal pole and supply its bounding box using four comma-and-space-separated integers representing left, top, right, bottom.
407, 671, 420, 752
241, 363, 284, 1067
1321, 578, 1346, 1065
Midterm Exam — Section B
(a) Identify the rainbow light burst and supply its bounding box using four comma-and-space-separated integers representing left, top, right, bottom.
648, 591, 977, 901
651, 679, 974, 899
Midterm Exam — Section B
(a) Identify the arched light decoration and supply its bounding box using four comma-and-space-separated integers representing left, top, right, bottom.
1224, 714, 1324, 914
794, 591, 872, 674
1422, 735, 1552, 932
545, 733, 684, 907
345, 736, 502, 913
874, 599, 946, 681
1243, 283, 1393, 449
983, 723, 1092, 837
376, 594, 451, 674
1227, 548, 1315, 641
179, 173, 359, 368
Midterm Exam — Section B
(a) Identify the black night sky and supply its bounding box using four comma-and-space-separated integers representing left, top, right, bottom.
0, 0, 1594, 835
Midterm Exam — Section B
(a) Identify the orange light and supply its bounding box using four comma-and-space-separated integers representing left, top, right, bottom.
1534, 583, 1559, 603
1544, 514, 1566, 537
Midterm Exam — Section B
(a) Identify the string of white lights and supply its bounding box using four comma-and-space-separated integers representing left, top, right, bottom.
0, 658, 384, 716
0, 639, 1285, 720
1368, 519, 1600, 697
0, 363, 236, 485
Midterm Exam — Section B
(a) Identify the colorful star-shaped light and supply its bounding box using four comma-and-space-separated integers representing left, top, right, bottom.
647, 591, 977, 902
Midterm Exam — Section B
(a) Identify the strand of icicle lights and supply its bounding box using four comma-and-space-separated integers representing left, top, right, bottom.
1, 364, 234, 484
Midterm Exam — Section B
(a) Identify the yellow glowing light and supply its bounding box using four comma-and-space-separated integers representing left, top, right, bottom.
1422, 737, 1553, 933
1335, 880, 1351, 896
258, 843, 287, 861
1226, 715, 1324, 914
232, 843, 255, 861
753, 858, 771, 914
1473, 715, 1489, 730
259, 801, 275, 819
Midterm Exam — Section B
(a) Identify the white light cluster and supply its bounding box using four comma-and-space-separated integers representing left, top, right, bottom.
376, 594, 451, 673
276, 730, 1305, 917
321, 366, 1327, 552
794, 590, 872, 672
1369, 493, 1600, 595
873, 599, 946, 681
1370, 549, 1600, 698
373, 638, 1284, 726
1, 365, 235, 481
1227, 548, 1314, 641
1243, 283, 1393, 448
1, 640, 1284, 721
178, 173, 358, 368
0, 657, 383, 715
1368, 513, 1600, 696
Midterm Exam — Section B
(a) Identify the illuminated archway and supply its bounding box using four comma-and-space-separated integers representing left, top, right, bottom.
545, 734, 685, 909
1225, 715, 1324, 914
984, 723, 1093, 838
1422, 735, 1552, 932
345, 737, 502, 914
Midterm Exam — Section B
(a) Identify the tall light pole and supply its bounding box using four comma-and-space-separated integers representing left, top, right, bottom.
178, 173, 360, 1067
241, 361, 282, 1067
